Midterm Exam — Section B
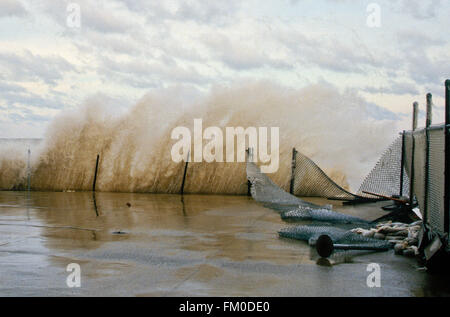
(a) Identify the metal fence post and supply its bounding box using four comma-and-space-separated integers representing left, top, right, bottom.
412, 101, 419, 131
426, 93, 433, 128
289, 148, 297, 194
399, 131, 405, 196
27, 148, 31, 192
444, 80, 450, 236
409, 102, 419, 207
423, 94, 432, 221
92, 154, 100, 192
180, 150, 190, 195
247, 148, 254, 196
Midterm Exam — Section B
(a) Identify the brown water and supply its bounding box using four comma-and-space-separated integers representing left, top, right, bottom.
0, 191, 449, 296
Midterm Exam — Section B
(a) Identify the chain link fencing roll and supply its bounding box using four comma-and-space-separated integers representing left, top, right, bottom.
279, 225, 392, 249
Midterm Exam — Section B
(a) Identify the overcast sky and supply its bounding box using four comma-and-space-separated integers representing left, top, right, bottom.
0, 0, 449, 138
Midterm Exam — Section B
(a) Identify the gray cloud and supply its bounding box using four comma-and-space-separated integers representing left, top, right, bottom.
2, 0, 449, 138
395, 30, 450, 87
175, 1, 240, 24
118, 0, 241, 25
6, 108, 50, 123
0, 81, 27, 93
0, 50, 76, 86
202, 33, 292, 70
97, 56, 210, 88
80, 5, 134, 33
365, 102, 403, 121
0, 0, 27, 18
270, 27, 391, 74
321, 0, 444, 20
0, 81, 66, 110
363, 82, 420, 96
392, 0, 443, 20
41, 0, 137, 34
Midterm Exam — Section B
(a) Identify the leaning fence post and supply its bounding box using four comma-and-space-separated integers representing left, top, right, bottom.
423, 94, 432, 220
92, 154, 100, 192
444, 80, 450, 235
290, 148, 297, 194
180, 150, 189, 195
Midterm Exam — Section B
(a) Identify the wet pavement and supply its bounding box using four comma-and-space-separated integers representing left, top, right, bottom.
0, 191, 449, 296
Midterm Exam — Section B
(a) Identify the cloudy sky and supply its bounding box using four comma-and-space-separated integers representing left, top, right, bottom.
0, 0, 449, 138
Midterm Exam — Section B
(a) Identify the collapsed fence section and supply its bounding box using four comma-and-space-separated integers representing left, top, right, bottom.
357, 136, 410, 199
287, 138, 410, 203
290, 149, 358, 200
246, 149, 306, 206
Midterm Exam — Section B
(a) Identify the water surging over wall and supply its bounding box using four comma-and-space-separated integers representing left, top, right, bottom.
0, 82, 397, 194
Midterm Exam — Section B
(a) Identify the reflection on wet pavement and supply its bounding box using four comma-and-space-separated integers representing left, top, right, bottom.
0, 191, 449, 296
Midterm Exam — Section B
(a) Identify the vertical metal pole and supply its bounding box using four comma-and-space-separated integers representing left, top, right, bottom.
409, 137, 415, 207
246, 148, 253, 196
26, 148, 31, 221
92, 154, 100, 192
399, 131, 405, 196
27, 148, 31, 192
412, 101, 419, 131
444, 80, 450, 236
426, 93, 433, 127
248, 147, 254, 161
409, 102, 418, 207
180, 150, 189, 195
423, 94, 432, 221
290, 148, 297, 194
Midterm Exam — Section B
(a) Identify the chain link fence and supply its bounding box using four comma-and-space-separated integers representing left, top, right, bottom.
289, 136, 409, 202
357, 136, 409, 199
405, 125, 446, 235
291, 151, 358, 200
